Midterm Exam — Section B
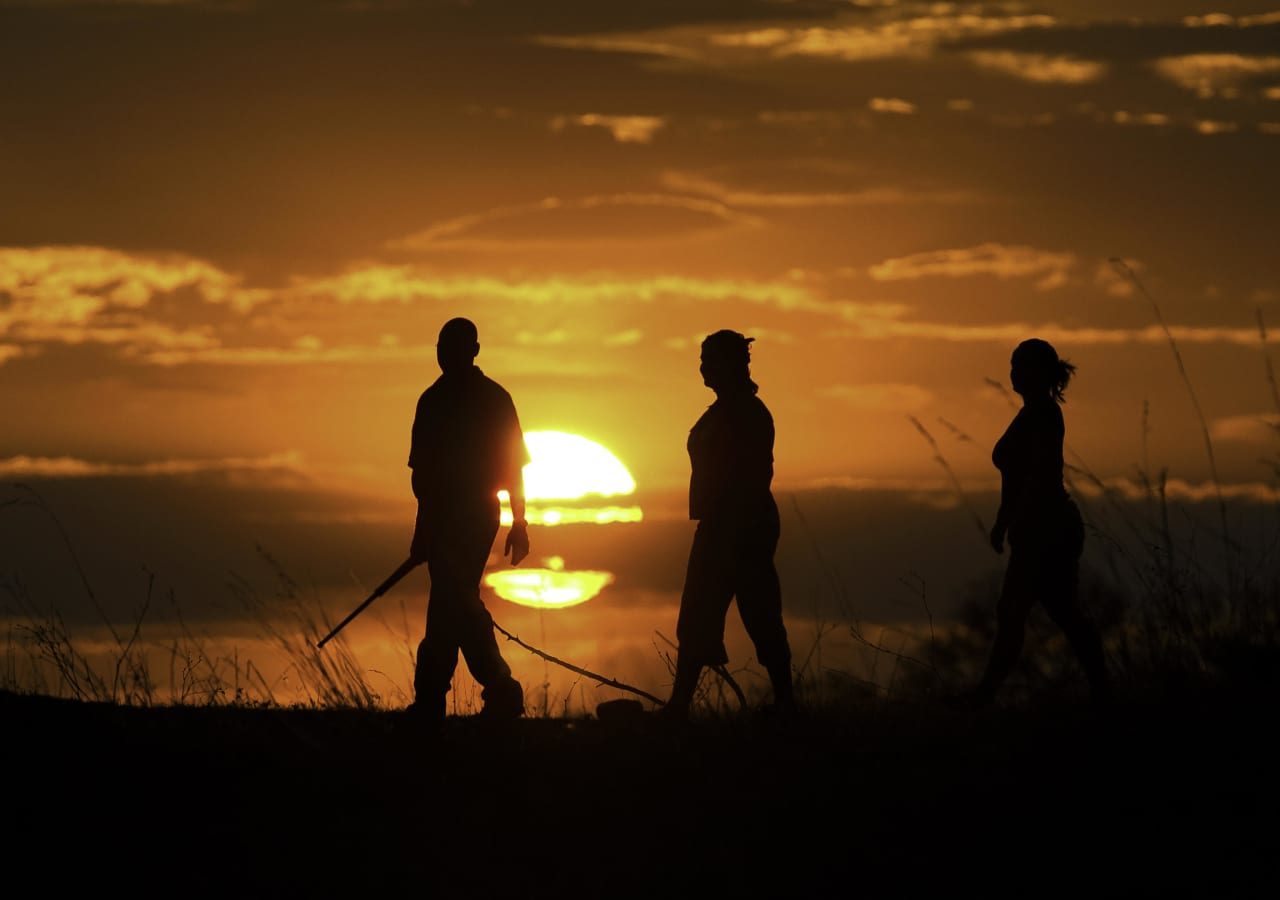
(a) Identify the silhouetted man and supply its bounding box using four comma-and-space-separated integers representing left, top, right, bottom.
663, 330, 794, 720
407, 317, 530, 721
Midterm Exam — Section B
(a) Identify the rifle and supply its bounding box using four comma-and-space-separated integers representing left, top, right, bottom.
316, 556, 421, 649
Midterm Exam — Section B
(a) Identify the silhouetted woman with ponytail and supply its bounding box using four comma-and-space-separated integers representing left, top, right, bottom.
967, 338, 1110, 706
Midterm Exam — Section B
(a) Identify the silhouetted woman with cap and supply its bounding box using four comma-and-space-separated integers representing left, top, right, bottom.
663, 330, 794, 720
968, 338, 1110, 706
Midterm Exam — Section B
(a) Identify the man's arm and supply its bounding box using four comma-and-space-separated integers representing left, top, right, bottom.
502, 467, 530, 565
502, 397, 531, 565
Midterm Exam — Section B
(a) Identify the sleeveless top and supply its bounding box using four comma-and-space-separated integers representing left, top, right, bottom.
992, 398, 1071, 541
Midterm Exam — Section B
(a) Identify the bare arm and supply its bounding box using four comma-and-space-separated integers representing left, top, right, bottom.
503, 469, 530, 565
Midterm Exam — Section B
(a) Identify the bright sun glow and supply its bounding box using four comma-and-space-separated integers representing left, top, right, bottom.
498, 430, 642, 527
522, 431, 636, 500
485, 556, 615, 610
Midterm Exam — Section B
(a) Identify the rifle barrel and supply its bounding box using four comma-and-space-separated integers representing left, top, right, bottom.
316, 557, 420, 649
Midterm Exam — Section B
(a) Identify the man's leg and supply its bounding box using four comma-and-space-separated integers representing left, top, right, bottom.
412, 563, 463, 719
733, 511, 793, 709
668, 521, 735, 718
450, 516, 523, 718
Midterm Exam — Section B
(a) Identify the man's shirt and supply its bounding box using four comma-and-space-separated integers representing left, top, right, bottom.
409, 366, 530, 512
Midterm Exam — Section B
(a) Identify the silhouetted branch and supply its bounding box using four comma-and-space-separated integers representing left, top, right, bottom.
493, 621, 665, 706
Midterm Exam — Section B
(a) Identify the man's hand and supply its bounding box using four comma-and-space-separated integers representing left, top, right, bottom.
504, 521, 530, 565
989, 522, 1006, 555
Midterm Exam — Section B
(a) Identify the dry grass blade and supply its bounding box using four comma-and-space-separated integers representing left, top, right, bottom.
907, 415, 987, 541
1109, 257, 1233, 590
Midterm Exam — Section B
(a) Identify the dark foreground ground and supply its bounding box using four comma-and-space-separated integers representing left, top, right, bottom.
3, 686, 1276, 898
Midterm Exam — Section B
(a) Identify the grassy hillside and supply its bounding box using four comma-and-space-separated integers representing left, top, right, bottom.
3, 685, 1271, 898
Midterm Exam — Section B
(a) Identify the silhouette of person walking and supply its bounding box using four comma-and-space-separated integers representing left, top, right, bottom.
967, 338, 1110, 706
663, 330, 794, 720
406, 317, 530, 722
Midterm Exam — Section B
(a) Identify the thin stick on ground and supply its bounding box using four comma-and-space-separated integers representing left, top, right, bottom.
492, 620, 666, 706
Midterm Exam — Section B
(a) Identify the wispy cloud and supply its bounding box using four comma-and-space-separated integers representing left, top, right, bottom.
537, 10, 1058, 68
868, 243, 1075, 290
1074, 475, 1280, 505
0, 246, 262, 359
720, 13, 1058, 62
1210, 414, 1280, 443
1183, 12, 1280, 28
603, 329, 644, 347
550, 114, 666, 143
1196, 119, 1239, 135
660, 170, 980, 208
833, 318, 1268, 347
868, 97, 916, 115
1152, 53, 1280, 97
819, 383, 934, 410
0, 451, 306, 479
967, 51, 1106, 84
388, 193, 761, 251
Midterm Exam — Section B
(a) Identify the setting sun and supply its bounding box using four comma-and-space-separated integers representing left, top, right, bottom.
485, 555, 614, 610
522, 431, 636, 500
500, 430, 642, 526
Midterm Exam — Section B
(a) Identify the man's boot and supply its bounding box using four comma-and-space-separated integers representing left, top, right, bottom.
765, 661, 797, 717
660, 656, 702, 722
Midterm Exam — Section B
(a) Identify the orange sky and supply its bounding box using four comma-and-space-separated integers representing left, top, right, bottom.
3, 0, 1279, 496
2, 1, 1280, 704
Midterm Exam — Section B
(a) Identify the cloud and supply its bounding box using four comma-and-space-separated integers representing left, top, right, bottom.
388, 193, 762, 251
730, 13, 1058, 62
868, 97, 916, 115
550, 114, 666, 143
0, 451, 306, 479
0, 246, 265, 360
1094, 259, 1140, 297
293, 267, 819, 310
0, 344, 26, 365
826, 310, 1268, 347
603, 329, 644, 346
660, 169, 981, 208
1073, 475, 1280, 505
1152, 53, 1280, 97
967, 51, 1106, 84
534, 34, 705, 63
0, 246, 260, 322
539, 9, 1059, 68
868, 243, 1075, 289
1210, 414, 1280, 443
1183, 13, 1280, 28
1110, 110, 1172, 127
515, 329, 571, 345
1196, 119, 1239, 135
818, 383, 934, 410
